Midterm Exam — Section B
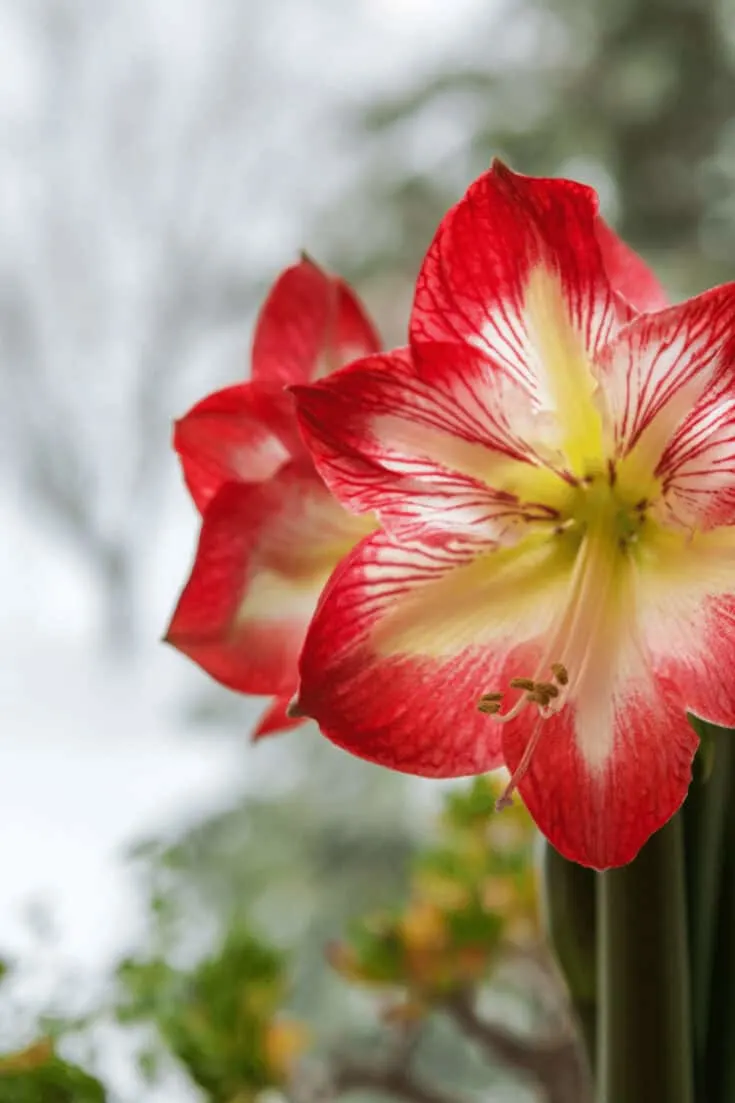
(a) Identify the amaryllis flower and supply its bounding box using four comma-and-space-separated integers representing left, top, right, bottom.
291, 162, 735, 869
165, 257, 379, 738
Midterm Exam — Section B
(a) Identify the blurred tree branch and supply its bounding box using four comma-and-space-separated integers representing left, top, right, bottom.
0, 0, 268, 650
446, 989, 592, 1103
329, 1059, 460, 1103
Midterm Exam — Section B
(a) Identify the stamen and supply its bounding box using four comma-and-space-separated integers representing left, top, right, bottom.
483, 479, 625, 812
478, 666, 568, 724
485, 692, 531, 724
483, 527, 609, 799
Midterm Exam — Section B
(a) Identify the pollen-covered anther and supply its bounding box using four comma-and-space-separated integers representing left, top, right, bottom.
535, 680, 560, 699
477, 692, 503, 715
550, 662, 569, 686
481, 658, 573, 728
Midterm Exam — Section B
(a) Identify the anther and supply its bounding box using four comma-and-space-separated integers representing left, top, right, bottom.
534, 681, 559, 699
550, 662, 569, 686
510, 677, 536, 691
478, 692, 503, 714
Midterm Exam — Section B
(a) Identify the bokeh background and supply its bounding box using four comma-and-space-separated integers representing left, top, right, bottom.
1, 0, 733, 1098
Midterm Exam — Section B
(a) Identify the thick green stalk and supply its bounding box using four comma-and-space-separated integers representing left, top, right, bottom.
701, 736, 735, 1103
539, 841, 596, 1074
598, 814, 693, 1103
682, 719, 734, 1095
705, 840, 735, 1103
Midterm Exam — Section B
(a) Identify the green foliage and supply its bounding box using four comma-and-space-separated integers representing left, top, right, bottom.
112, 775, 545, 1099
116, 925, 306, 1102
328, 777, 538, 1009
126, 731, 418, 1032
0, 1044, 106, 1103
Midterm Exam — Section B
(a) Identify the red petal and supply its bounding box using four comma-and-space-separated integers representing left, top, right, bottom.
503, 670, 698, 870
295, 528, 574, 777
599, 283, 735, 476
292, 344, 556, 537
165, 464, 367, 696
505, 531, 735, 868
411, 162, 618, 392
594, 217, 668, 314
252, 257, 381, 387
252, 695, 304, 740
173, 382, 302, 514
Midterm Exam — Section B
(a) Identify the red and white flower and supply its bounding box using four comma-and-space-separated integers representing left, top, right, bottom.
165, 257, 379, 738
291, 162, 735, 869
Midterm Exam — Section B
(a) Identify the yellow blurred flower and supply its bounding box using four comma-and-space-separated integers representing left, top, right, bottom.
263, 1018, 309, 1081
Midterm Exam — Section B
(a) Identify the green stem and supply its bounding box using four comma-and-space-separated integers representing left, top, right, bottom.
539, 841, 596, 1074
598, 814, 693, 1103
701, 737, 735, 1103
682, 719, 734, 1094
705, 841, 735, 1102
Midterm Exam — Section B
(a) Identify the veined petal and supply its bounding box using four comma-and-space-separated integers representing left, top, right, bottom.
173, 382, 302, 513
411, 162, 617, 420
599, 283, 735, 487
165, 464, 370, 696
502, 524, 708, 869
292, 345, 570, 537
294, 527, 576, 777
656, 385, 735, 530
666, 597, 735, 727
503, 667, 697, 870
633, 525, 735, 727
253, 695, 304, 740
252, 257, 381, 387
594, 217, 668, 314
519, 521, 735, 868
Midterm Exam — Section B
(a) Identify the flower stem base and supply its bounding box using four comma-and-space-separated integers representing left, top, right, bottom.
598, 814, 693, 1103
